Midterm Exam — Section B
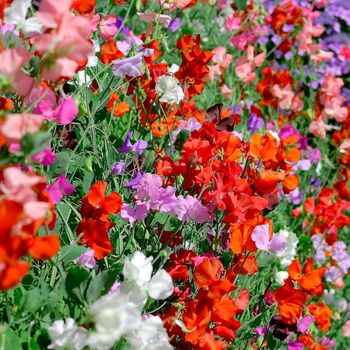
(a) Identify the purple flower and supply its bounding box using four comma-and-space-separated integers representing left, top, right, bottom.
167, 17, 181, 32
247, 113, 264, 133
288, 340, 303, 350
74, 249, 96, 269
269, 234, 287, 252
112, 53, 144, 77
133, 140, 148, 155
47, 175, 75, 204
111, 161, 126, 175
325, 266, 342, 282
319, 336, 336, 350
119, 201, 149, 226
124, 171, 143, 190
279, 125, 300, 141
119, 131, 147, 155
286, 188, 303, 205
307, 148, 322, 163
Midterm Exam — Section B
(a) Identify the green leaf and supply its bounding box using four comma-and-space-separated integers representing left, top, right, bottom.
86, 267, 123, 304
0, 327, 22, 350
20, 287, 42, 314
176, 130, 190, 151
60, 245, 88, 264
65, 266, 90, 305
82, 172, 94, 194
235, 0, 247, 10
52, 152, 71, 176
21, 131, 51, 156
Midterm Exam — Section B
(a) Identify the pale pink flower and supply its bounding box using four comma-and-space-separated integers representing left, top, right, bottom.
156, 0, 191, 10
1, 113, 44, 144
235, 45, 265, 83
309, 119, 328, 139
342, 320, 350, 337
137, 13, 172, 27
36, 5, 93, 81
99, 15, 118, 40
271, 84, 294, 110
75, 249, 96, 269
38, 0, 73, 28
221, 84, 232, 98
0, 48, 34, 96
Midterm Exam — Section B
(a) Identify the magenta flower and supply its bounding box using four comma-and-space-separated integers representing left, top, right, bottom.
47, 174, 75, 204
32, 147, 56, 166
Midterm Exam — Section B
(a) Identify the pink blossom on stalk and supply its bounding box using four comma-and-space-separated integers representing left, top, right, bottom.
54, 97, 79, 125
137, 13, 172, 27
309, 119, 328, 139
0, 48, 34, 96
32, 147, 56, 166
208, 46, 232, 81
1, 114, 45, 144
37, 0, 73, 28
74, 249, 96, 269
47, 174, 75, 204
36, 1, 93, 81
99, 15, 118, 40
225, 17, 241, 31
235, 45, 265, 83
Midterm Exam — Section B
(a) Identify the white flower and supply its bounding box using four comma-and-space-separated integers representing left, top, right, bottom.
86, 40, 100, 68
275, 271, 289, 286
155, 75, 184, 104
125, 315, 173, 350
148, 269, 174, 300
168, 64, 180, 74
4, 0, 43, 37
88, 291, 141, 350
275, 229, 298, 267
123, 251, 174, 301
123, 251, 154, 289
48, 318, 87, 350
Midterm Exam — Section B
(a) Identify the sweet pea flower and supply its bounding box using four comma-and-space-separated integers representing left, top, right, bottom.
155, 75, 184, 104
123, 251, 174, 301
137, 12, 172, 27
87, 291, 141, 350
0, 48, 34, 96
111, 162, 126, 175
112, 53, 144, 77
1, 113, 44, 144
124, 172, 143, 190
48, 318, 88, 350
4, 0, 43, 37
74, 249, 96, 269
251, 224, 287, 252
167, 17, 181, 32
125, 315, 173, 350
235, 45, 265, 83
99, 15, 118, 40
32, 147, 56, 166
47, 174, 75, 204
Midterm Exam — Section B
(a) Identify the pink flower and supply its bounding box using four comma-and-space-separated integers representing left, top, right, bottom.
0, 48, 34, 96
137, 12, 172, 27
271, 84, 295, 110
37, 0, 73, 28
225, 17, 241, 31
75, 249, 96, 269
32, 147, 56, 166
99, 15, 118, 40
54, 97, 79, 125
309, 119, 328, 139
36, 3, 93, 81
47, 174, 75, 204
342, 320, 350, 337
221, 84, 232, 98
235, 45, 265, 83
1, 113, 44, 144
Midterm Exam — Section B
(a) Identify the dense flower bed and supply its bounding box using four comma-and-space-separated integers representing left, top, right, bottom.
0, 0, 349, 349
